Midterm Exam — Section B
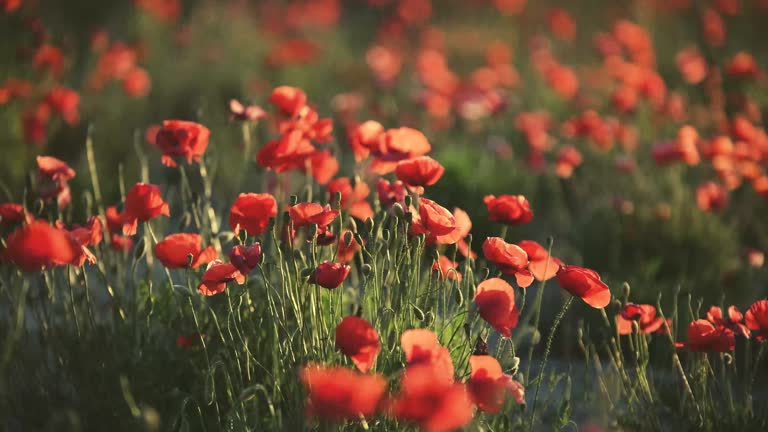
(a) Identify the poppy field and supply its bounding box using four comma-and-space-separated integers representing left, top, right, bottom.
3, 0, 768, 431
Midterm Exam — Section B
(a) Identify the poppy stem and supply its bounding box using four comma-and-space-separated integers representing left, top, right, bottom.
528, 295, 572, 431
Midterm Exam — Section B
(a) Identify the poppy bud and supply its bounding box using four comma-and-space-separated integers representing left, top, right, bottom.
361, 264, 372, 276
289, 195, 298, 206
392, 202, 406, 218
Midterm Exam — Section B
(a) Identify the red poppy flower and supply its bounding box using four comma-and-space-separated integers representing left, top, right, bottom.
105, 206, 123, 234
484, 194, 533, 225
617, 303, 666, 335
555, 145, 582, 179
304, 149, 338, 185
57, 215, 103, 247
400, 329, 454, 382
410, 198, 456, 243
652, 126, 700, 166
299, 364, 387, 422
229, 99, 266, 122
256, 130, 316, 173
335, 316, 381, 373
327, 177, 374, 221
482, 237, 533, 288
391, 364, 474, 432
45, 87, 80, 125
707, 306, 751, 338
197, 260, 245, 296
289, 203, 339, 229
310, 261, 350, 289
2, 220, 92, 271
37, 156, 76, 182
154, 233, 217, 269
369, 127, 432, 174
109, 233, 133, 251
228, 243, 262, 275
556, 265, 611, 308
348, 120, 384, 162
395, 156, 445, 193
122, 183, 170, 235
475, 278, 520, 337
122, 67, 151, 98
468, 354, 525, 413
153, 120, 210, 167
433, 255, 462, 281
0, 203, 28, 225
376, 178, 408, 208
675, 319, 735, 352
517, 240, 561, 281
229, 193, 278, 237
745, 300, 768, 341
269, 86, 307, 117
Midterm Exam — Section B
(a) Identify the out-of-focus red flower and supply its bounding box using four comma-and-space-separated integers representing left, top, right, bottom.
269, 86, 307, 117
1, 0, 21, 13
153, 120, 210, 167
517, 240, 562, 281
228, 243, 262, 275
122, 67, 151, 98
433, 255, 461, 281
45, 87, 80, 125
556, 265, 611, 308
376, 178, 408, 208
492, 0, 527, 15
311, 261, 350, 289
555, 146, 583, 179
475, 277, 520, 337
366, 45, 402, 85
327, 177, 374, 221
299, 364, 387, 422
266, 38, 319, 68
0, 203, 28, 225
395, 156, 445, 193
726, 52, 759, 79
707, 306, 751, 338
545, 64, 579, 100
745, 300, 768, 341
617, 303, 666, 335
121, 183, 170, 235
746, 248, 764, 268
400, 329, 454, 382
675, 319, 735, 352
397, 0, 432, 25
33, 44, 64, 76
154, 233, 217, 269
546, 8, 576, 42
305, 149, 338, 185
37, 156, 75, 182
696, 181, 729, 212
229, 193, 278, 237
391, 364, 473, 432
229, 99, 266, 122
482, 237, 533, 288
197, 260, 245, 296
369, 127, 432, 174
652, 125, 700, 166
676, 47, 708, 84
702, 8, 726, 46
468, 354, 525, 413
135, 0, 181, 22
2, 220, 93, 271
335, 316, 380, 373
348, 120, 383, 162
484, 194, 533, 225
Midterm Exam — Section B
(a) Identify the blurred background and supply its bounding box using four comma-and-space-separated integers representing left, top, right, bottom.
2, 0, 768, 309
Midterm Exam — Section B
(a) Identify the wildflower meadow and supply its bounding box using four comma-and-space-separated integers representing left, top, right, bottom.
2, 0, 768, 431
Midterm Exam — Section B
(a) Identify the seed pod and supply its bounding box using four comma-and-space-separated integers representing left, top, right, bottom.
331, 191, 342, 210
289, 195, 298, 206
392, 202, 405, 218
361, 264, 372, 276
412, 304, 426, 321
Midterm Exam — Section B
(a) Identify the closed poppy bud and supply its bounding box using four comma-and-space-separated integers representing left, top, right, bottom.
228, 243, 262, 275
122, 183, 170, 235
154, 233, 217, 269
335, 316, 381, 373
197, 260, 245, 296
229, 193, 278, 237
311, 261, 350, 289
556, 265, 611, 309
475, 278, 520, 337
469, 354, 525, 413
745, 300, 768, 341
154, 120, 210, 167
3, 219, 90, 271
482, 237, 534, 288
299, 364, 387, 422
484, 194, 533, 225
395, 156, 445, 192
